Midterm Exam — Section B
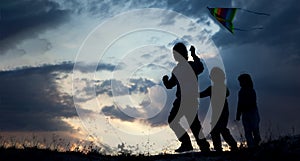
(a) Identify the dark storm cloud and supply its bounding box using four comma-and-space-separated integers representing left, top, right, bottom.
0, 64, 75, 131
101, 105, 135, 122
95, 79, 126, 97
129, 78, 156, 94
57, 0, 167, 18
74, 62, 117, 73
0, 0, 70, 54
164, 0, 231, 19
0, 61, 117, 74
0, 61, 118, 131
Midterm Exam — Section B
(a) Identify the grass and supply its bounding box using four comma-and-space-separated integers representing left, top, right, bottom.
0, 134, 299, 161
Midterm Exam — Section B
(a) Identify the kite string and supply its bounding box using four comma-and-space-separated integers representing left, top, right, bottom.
238, 8, 271, 16
233, 27, 264, 31
235, 8, 269, 32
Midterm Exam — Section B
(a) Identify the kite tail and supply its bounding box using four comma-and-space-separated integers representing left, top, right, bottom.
238, 8, 270, 16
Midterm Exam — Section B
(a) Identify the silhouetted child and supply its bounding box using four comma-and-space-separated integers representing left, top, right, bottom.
236, 74, 261, 148
200, 67, 237, 152
162, 43, 210, 152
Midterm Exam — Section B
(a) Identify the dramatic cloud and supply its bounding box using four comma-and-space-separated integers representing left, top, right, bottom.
100, 91, 175, 127
74, 62, 117, 73
164, 0, 231, 18
51, 0, 168, 16
0, 61, 119, 131
101, 105, 136, 122
0, 64, 75, 131
0, 0, 70, 54
95, 77, 177, 127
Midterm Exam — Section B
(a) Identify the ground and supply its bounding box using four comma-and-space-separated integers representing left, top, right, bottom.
1, 135, 299, 161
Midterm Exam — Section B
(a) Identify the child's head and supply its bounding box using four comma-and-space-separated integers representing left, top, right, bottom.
173, 42, 188, 62
210, 67, 225, 84
238, 73, 253, 88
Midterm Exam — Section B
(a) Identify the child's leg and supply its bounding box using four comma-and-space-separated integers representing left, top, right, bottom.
220, 128, 237, 149
190, 114, 210, 152
169, 113, 193, 151
253, 127, 261, 146
253, 111, 261, 146
168, 99, 192, 150
211, 129, 222, 151
243, 127, 255, 148
242, 118, 255, 148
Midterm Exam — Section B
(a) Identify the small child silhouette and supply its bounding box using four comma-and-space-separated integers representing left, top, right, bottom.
200, 67, 237, 152
236, 73, 261, 148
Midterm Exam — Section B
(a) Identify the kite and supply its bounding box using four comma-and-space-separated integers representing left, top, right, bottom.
207, 7, 270, 34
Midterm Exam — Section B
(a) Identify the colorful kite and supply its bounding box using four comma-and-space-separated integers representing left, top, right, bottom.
207, 7, 270, 34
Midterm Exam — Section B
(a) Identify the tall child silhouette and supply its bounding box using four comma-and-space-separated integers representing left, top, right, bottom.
200, 67, 237, 151
162, 43, 210, 152
236, 74, 261, 148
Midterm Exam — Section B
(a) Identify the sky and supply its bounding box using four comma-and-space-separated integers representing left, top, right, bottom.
0, 0, 300, 154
